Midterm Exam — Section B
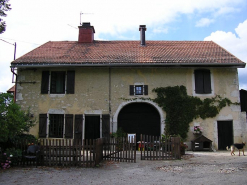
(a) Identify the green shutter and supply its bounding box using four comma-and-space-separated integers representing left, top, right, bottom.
130, 85, 134, 95
67, 71, 75, 94
65, 114, 73, 138
39, 114, 47, 138
203, 70, 211, 93
144, 85, 148, 95
195, 70, 204, 94
74, 114, 83, 145
102, 114, 110, 138
41, 71, 49, 94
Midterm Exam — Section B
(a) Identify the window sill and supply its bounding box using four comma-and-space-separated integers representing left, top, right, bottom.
49, 94, 66, 98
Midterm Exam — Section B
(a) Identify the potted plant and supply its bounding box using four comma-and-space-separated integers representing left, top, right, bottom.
194, 126, 203, 135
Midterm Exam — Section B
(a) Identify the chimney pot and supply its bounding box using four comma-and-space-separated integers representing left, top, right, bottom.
139, 25, 146, 46
78, 22, 95, 43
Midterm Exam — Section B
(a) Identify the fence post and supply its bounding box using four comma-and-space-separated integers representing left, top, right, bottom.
171, 137, 181, 159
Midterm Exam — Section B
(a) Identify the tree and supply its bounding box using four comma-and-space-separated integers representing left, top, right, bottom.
0, 93, 35, 142
0, 0, 11, 34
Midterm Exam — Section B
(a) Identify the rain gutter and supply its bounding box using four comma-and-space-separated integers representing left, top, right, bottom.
10, 62, 246, 68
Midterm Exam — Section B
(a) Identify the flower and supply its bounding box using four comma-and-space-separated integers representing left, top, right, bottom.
194, 126, 203, 133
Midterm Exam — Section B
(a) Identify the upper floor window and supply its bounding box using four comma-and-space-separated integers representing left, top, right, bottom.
130, 85, 148, 96
50, 71, 65, 94
41, 70, 75, 94
194, 69, 211, 94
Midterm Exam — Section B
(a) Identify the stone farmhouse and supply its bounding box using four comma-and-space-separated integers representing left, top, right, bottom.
10, 23, 246, 150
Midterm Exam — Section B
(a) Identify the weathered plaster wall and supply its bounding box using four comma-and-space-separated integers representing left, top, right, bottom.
15, 67, 246, 149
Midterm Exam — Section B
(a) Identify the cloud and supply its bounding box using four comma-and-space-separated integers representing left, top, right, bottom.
214, 7, 240, 17
204, 19, 247, 89
195, 18, 214, 27
152, 28, 169, 34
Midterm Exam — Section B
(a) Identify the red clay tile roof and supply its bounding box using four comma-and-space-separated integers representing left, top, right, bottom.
7, 85, 15, 93
11, 40, 245, 67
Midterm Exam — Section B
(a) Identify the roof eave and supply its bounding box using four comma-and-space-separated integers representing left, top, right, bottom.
10, 62, 246, 68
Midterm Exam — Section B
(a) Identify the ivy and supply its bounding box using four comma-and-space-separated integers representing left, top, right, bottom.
152, 86, 237, 140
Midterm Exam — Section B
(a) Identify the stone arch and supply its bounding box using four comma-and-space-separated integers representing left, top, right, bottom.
112, 100, 165, 140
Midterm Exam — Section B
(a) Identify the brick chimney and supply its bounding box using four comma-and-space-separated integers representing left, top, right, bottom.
139, 25, 146, 46
78, 22, 95, 43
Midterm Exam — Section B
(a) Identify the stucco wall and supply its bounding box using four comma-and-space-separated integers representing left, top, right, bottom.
15, 67, 246, 150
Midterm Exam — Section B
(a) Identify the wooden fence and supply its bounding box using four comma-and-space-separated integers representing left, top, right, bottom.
38, 138, 104, 167
140, 135, 181, 160
103, 136, 136, 163
2, 134, 181, 168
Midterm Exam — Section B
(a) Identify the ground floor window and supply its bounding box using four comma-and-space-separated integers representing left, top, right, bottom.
49, 114, 64, 138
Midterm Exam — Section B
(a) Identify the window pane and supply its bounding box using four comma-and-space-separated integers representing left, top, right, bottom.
49, 114, 64, 138
135, 86, 143, 95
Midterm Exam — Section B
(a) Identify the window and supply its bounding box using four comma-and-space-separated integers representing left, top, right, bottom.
49, 114, 64, 138
194, 69, 211, 94
41, 70, 75, 94
39, 113, 75, 139
135, 86, 143, 95
130, 85, 148, 95
50, 72, 65, 94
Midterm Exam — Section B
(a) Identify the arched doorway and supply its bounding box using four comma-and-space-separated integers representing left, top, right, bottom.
118, 103, 161, 142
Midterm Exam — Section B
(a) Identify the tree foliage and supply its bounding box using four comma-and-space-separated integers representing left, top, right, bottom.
153, 86, 236, 140
0, 0, 11, 34
0, 93, 35, 142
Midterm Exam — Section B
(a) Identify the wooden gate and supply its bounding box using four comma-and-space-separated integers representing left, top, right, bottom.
140, 135, 181, 160
103, 136, 136, 163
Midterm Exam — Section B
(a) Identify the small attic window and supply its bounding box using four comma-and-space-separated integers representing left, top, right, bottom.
129, 85, 148, 96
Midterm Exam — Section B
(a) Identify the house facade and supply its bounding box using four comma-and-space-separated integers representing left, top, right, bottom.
11, 23, 246, 150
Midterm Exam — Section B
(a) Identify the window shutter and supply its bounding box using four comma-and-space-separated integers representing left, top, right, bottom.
39, 114, 47, 138
74, 114, 83, 145
102, 114, 110, 138
144, 85, 148, 95
203, 70, 211, 93
67, 71, 75, 94
41, 71, 49, 94
130, 85, 134, 95
65, 114, 73, 138
50, 72, 56, 93
194, 70, 204, 94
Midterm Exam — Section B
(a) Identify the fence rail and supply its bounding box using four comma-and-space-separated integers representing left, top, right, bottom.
140, 135, 181, 160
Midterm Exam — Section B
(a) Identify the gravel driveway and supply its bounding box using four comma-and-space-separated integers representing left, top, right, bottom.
1, 151, 247, 185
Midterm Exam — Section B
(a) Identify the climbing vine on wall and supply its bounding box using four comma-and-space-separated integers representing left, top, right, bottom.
152, 85, 237, 140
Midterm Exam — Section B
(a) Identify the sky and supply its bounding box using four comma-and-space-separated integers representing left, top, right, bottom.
0, 0, 246, 92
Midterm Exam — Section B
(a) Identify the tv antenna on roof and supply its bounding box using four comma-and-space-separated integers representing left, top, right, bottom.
80, 12, 94, 25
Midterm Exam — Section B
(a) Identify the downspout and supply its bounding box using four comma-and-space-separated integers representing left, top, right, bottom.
11, 67, 17, 102
109, 67, 113, 133
11, 42, 17, 102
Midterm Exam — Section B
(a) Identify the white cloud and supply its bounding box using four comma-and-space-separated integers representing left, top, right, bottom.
196, 18, 214, 27
204, 19, 247, 90
214, 7, 240, 17
152, 28, 169, 34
